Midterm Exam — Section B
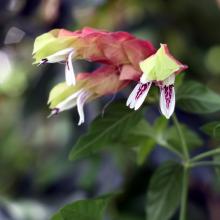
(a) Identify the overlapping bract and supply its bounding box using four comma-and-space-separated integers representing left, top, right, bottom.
48, 65, 128, 125
33, 27, 156, 83
33, 27, 187, 124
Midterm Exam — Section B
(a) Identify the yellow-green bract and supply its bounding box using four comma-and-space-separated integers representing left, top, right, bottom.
32, 30, 74, 64
139, 44, 186, 82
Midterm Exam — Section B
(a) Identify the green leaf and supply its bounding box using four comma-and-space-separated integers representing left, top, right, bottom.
130, 118, 174, 150
134, 117, 169, 164
122, 120, 154, 148
128, 119, 154, 138
166, 124, 202, 149
129, 117, 168, 142
136, 138, 155, 165
51, 196, 110, 220
128, 118, 180, 157
201, 121, 220, 138
51, 213, 63, 220
146, 161, 183, 220
113, 213, 143, 220
128, 116, 201, 159
176, 80, 220, 114
69, 103, 143, 161
110, 119, 155, 165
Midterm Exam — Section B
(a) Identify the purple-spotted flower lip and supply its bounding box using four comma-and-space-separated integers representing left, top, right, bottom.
126, 82, 152, 111
38, 47, 76, 86
127, 73, 176, 119
159, 74, 175, 119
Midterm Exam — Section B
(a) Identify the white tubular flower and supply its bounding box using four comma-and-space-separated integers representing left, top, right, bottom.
47, 65, 128, 125
39, 48, 76, 86
48, 88, 92, 125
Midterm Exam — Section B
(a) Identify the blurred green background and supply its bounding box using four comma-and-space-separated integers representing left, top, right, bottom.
1, 0, 220, 219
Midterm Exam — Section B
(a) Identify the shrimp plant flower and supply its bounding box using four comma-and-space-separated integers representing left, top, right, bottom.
127, 44, 188, 119
33, 27, 187, 124
33, 30, 77, 86
32, 27, 155, 86
48, 65, 129, 125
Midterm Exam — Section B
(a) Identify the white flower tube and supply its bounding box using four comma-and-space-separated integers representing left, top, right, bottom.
38, 47, 76, 86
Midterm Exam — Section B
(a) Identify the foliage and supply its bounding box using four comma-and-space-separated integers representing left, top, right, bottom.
201, 121, 220, 138
2, 1, 220, 220
62, 79, 220, 220
146, 161, 183, 220
51, 196, 110, 220
69, 103, 143, 160
176, 80, 220, 114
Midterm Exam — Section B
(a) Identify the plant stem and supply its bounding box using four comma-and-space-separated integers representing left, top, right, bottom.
172, 114, 189, 160
191, 148, 220, 162
190, 161, 220, 168
172, 114, 189, 220
179, 167, 189, 220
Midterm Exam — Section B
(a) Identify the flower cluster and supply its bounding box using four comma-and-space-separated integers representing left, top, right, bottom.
33, 27, 187, 124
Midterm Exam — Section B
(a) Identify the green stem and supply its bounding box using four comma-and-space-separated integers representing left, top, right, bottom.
179, 167, 189, 220
172, 114, 189, 220
191, 148, 220, 162
190, 161, 220, 168
172, 114, 189, 160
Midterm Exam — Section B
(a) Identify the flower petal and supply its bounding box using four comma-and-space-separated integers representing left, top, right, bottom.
134, 82, 152, 110
76, 91, 91, 125
44, 47, 74, 63
160, 85, 175, 119
65, 50, 76, 86
126, 83, 141, 108
48, 89, 83, 118
126, 82, 152, 110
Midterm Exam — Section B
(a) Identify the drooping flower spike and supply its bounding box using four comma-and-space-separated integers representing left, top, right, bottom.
33, 27, 156, 86
48, 65, 129, 125
33, 28, 187, 124
127, 44, 188, 119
